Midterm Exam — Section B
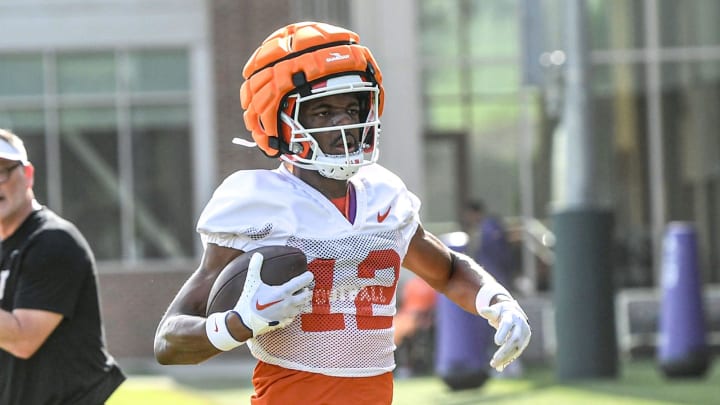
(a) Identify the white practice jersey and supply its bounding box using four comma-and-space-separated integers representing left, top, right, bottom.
197, 163, 421, 377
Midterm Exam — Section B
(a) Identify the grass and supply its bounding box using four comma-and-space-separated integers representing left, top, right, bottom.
107, 359, 719, 405
389, 360, 719, 405
106, 376, 217, 405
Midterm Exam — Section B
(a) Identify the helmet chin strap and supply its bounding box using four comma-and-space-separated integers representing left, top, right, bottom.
314, 149, 363, 180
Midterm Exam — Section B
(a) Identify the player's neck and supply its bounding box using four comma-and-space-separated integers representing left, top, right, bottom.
294, 167, 348, 199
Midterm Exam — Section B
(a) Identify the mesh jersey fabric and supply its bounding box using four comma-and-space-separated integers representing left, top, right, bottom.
197, 163, 421, 377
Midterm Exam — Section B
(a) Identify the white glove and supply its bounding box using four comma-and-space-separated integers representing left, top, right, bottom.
235, 252, 314, 337
479, 300, 531, 372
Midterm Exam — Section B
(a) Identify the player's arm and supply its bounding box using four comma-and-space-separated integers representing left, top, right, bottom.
154, 243, 313, 364
0, 309, 62, 359
402, 224, 531, 371
402, 225, 494, 310
154, 243, 251, 365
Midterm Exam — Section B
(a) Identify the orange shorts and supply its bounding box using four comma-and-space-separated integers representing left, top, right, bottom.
250, 361, 394, 405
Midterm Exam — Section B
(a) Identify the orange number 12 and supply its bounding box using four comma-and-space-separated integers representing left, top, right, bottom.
301, 249, 401, 332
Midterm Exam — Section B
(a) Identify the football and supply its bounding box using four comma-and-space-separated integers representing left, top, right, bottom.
205, 245, 308, 316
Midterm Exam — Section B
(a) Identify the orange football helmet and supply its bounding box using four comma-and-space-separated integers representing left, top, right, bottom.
237, 21, 384, 180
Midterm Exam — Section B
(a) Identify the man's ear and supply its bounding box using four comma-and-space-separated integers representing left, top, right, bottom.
23, 163, 35, 189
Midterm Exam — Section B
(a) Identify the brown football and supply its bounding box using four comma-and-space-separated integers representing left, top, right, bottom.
205, 245, 308, 316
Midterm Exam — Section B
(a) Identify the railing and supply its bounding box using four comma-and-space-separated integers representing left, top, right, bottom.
427, 217, 556, 293
506, 216, 556, 293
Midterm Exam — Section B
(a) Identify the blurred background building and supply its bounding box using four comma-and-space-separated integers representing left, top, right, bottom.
1, 0, 718, 370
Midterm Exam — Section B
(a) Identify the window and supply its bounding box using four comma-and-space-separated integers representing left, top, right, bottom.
0, 49, 194, 262
418, 0, 720, 285
419, 0, 523, 226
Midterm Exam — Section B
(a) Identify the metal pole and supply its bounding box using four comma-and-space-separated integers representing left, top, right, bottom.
552, 0, 618, 380
644, 0, 667, 286
519, 89, 538, 293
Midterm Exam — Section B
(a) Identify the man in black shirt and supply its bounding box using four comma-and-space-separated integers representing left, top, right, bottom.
0, 128, 125, 404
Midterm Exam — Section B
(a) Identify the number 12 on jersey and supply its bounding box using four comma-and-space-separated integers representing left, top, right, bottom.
301, 249, 401, 332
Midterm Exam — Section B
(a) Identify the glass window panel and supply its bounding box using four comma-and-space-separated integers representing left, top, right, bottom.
536, 0, 567, 52
591, 63, 646, 98
131, 105, 188, 127
419, 0, 461, 58
128, 50, 189, 92
661, 60, 720, 186
471, 101, 520, 131
131, 106, 193, 259
423, 66, 463, 97
698, 60, 720, 84
663, 60, 720, 89
586, 63, 652, 286
423, 139, 458, 224
471, 65, 520, 94
0, 54, 44, 96
711, 181, 720, 280
468, 0, 519, 58
468, 128, 520, 216
426, 99, 465, 130
60, 108, 116, 130
0, 109, 45, 132
57, 52, 116, 95
60, 108, 120, 260
659, 0, 720, 47
587, 0, 645, 50
592, 64, 615, 98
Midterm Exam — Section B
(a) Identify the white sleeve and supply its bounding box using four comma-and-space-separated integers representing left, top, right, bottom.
356, 164, 422, 255
196, 170, 294, 251
397, 184, 422, 255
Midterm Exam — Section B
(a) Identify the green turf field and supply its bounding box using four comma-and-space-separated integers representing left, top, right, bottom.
107, 359, 718, 405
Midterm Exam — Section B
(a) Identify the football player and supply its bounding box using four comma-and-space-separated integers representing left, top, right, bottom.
154, 21, 531, 404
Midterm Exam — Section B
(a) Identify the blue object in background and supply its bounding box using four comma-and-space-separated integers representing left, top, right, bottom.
658, 222, 710, 377
475, 216, 513, 286
434, 232, 492, 390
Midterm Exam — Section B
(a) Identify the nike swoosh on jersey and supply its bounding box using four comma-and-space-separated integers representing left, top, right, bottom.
256, 299, 283, 311
377, 206, 392, 223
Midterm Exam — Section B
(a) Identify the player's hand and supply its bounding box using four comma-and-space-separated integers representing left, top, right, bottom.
235, 252, 313, 336
479, 299, 531, 372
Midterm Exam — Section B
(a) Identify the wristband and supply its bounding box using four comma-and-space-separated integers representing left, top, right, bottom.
474, 282, 512, 314
206, 311, 245, 351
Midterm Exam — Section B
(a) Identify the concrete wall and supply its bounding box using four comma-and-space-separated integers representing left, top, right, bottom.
98, 267, 254, 373
99, 269, 189, 359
